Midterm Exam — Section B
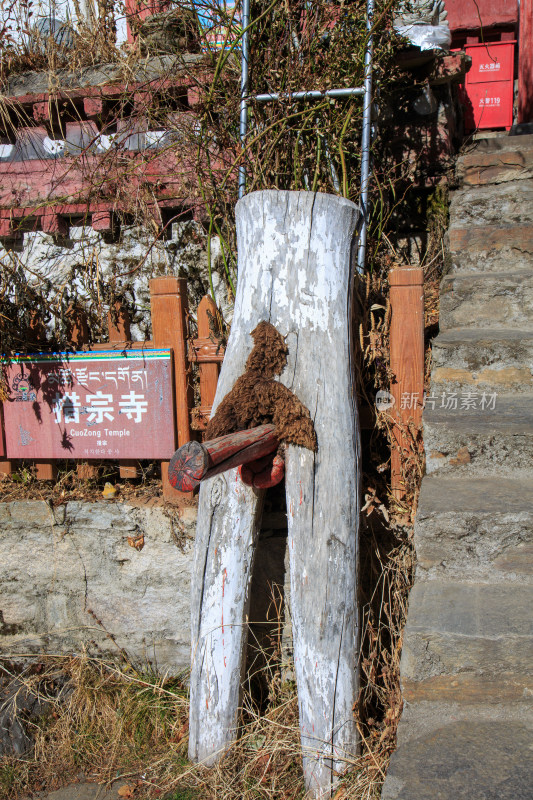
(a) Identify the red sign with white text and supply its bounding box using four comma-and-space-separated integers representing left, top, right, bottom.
2, 350, 175, 460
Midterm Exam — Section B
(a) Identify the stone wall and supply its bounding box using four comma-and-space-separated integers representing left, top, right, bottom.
0, 219, 232, 340
0, 500, 197, 673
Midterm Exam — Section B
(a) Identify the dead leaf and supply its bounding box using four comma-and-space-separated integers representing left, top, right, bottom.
449, 446, 470, 466
102, 482, 117, 500
170, 720, 189, 743
127, 533, 145, 551
117, 785, 135, 799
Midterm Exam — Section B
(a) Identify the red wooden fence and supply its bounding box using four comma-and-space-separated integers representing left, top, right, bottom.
0, 271, 424, 505
0, 277, 225, 503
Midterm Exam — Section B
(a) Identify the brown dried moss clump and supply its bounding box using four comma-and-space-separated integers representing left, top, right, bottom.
206, 321, 317, 451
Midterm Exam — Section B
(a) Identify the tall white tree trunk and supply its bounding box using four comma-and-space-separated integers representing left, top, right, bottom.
189, 190, 361, 798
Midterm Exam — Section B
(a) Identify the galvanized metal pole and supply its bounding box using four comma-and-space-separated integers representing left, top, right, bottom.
357, 0, 374, 273
238, 0, 374, 267
238, 0, 250, 199
255, 87, 364, 102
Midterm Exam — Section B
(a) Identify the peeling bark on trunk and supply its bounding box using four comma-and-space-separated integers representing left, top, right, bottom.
189, 190, 361, 798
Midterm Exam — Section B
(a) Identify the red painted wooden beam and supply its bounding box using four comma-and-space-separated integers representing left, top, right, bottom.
168, 424, 279, 492
0, 148, 223, 212
92, 211, 113, 232
444, 0, 518, 32
41, 214, 68, 236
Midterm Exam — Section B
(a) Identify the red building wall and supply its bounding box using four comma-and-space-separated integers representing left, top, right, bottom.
444, 0, 518, 32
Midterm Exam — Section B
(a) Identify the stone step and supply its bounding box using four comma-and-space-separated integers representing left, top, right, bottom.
450, 179, 533, 228
400, 579, 533, 684
424, 393, 533, 475
465, 132, 533, 156
430, 328, 533, 395
413, 474, 533, 579
448, 223, 533, 273
382, 718, 532, 800
440, 271, 533, 330
457, 133, 533, 186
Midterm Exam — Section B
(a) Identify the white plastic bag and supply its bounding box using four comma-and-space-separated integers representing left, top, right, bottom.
395, 23, 451, 51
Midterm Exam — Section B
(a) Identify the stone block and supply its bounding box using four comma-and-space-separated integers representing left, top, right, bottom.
400, 580, 533, 682
439, 271, 533, 330
431, 365, 533, 393
494, 543, 533, 574
402, 672, 533, 705
0, 500, 55, 530
457, 134, 533, 186
405, 579, 533, 638
450, 179, 533, 228
430, 328, 533, 394
449, 223, 533, 257
414, 475, 533, 578
382, 720, 533, 800
0, 500, 197, 672
423, 395, 533, 474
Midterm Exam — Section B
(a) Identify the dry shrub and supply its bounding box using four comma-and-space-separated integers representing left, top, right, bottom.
0, 521, 413, 800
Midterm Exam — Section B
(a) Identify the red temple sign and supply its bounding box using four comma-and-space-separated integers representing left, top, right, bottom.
2, 350, 176, 460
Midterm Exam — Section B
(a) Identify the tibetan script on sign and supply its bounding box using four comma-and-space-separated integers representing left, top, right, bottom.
3, 350, 175, 460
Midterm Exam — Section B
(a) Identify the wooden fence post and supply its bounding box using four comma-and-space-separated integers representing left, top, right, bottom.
107, 300, 131, 343
0, 404, 12, 477
107, 301, 138, 480
196, 295, 221, 433
66, 305, 97, 482
150, 276, 193, 500
66, 305, 89, 349
28, 311, 58, 480
389, 267, 425, 503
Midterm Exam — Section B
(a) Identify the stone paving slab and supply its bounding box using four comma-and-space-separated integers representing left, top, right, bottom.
23, 781, 127, 800
382, 720, 532, 800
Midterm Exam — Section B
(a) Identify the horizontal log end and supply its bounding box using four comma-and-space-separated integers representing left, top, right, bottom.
168, 439, 209, 492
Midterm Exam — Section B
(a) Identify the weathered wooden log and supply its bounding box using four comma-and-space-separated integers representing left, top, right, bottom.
189, 190, 361, 799
168, 424, 279, 491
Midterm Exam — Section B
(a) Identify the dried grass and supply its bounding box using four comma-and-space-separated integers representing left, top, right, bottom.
0, 498, 414, 800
